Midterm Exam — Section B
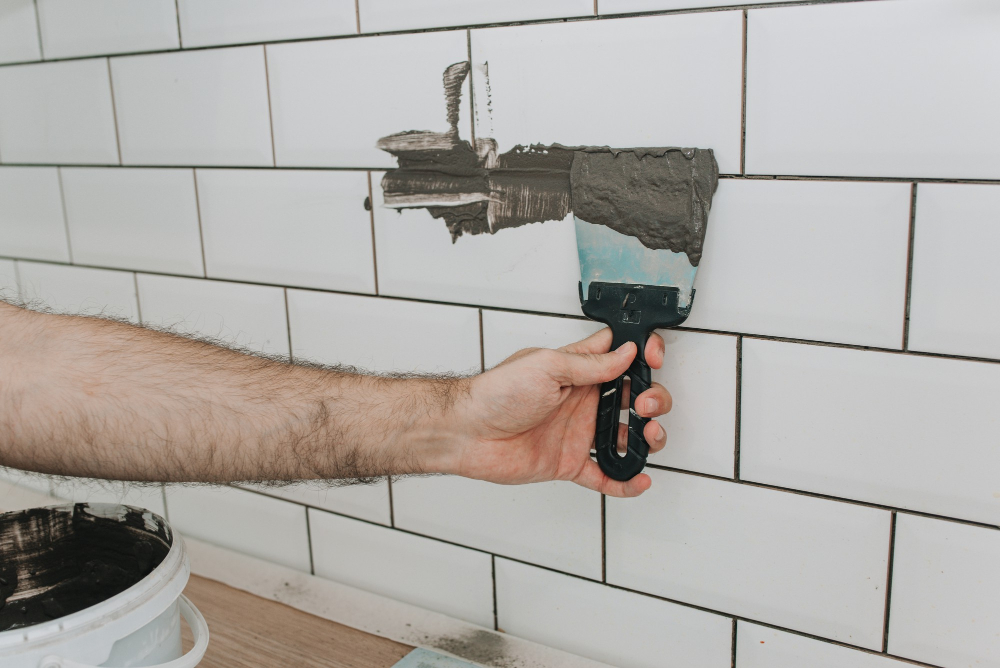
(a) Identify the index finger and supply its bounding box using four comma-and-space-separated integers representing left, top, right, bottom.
559, 326, 612, 355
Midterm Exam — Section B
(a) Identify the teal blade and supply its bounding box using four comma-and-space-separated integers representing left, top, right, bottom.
575, 217, 699, 308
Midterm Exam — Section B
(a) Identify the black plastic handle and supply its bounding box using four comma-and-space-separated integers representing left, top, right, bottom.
580, 282, 693, 481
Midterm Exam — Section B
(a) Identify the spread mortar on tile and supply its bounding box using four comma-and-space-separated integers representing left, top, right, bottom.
377, 62, 718, 264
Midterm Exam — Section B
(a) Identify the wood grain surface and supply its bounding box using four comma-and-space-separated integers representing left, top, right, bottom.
181, 575, 414, 668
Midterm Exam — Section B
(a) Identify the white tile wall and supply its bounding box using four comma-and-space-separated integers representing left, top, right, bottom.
0, 167, 70, 262
393, 476, 602, 579
888, 515, 1000, 668
359, 0, 593, 33
266, 31, 469, 168
61, 168, 203, 276
470, 12, 743, 173
286, 289, 480, 373
177, 0, 356, 49
745, 0, 1000, 179
51, 478, 166, 517
908, 183, 1000, 360
741, 339, 1000, 526
0, 0, 41, 64
167, 485, 311, 572
0, 469, 52, 497
599, 0, 783, 12
196, 169, 375, 293
496, 558, 733, 668
0, 59, 119, 164
372, 175, 582, 315
684, 179, 912, 348
36, 0, 179, 59
243, 481, 391, 526
309, 509, 494, 627
18, 261, 139, 321
135, 274, 289, 356
0, 258, 16, 299
736, 622, 908, 668
606, 470, 891, 649
110, 47, 273, 166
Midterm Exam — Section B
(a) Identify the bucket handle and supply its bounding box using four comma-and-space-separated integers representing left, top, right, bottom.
40, 595, 209, 668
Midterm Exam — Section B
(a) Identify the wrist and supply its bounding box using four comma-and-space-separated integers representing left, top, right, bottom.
393, 376, 474, 477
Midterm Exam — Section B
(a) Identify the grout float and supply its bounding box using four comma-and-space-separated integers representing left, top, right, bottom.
376, 61, 718, 265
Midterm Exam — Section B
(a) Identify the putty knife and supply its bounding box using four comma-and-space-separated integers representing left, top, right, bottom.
574, 147, 718, 481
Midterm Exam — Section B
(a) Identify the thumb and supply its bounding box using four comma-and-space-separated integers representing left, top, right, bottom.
551, 341, 635, 387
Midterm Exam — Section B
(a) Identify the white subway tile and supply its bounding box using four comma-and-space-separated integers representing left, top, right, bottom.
0, 259, 16, 299
606, 470, 890, 648
888, 515, 1000, 668
0, 0, 41, 64
241, 481, 391, 526
111, 47, 272, 166
167, 485, 311, 572
0, 167, 69, 262
197, 169, 374, 293
372, 174, 582, 315
309, 508, 494, 626
482, 310, 737, 477
287, 289, 480, 373
684, 179, 911, 348
36, 0, 179, 59
0, 467, 52, 495
745, 1, 1000, 179
51, 478, 166, 517
359, 0, 592, 33
741, 339, 1000, 526
135, 274, 289, 356
18, 261, 138, 321
908, 183, 1000, 360
600, 0, 784, 12
0, 477, 57, 509
737, 621, 909, 668
470, 12, 743, 173
393, 476, 602, 579
266, 31, 469, 168
497, 559, 731, 668
177, 0, 356, 48
62, 168, 203, 276
0, 60, 119, 164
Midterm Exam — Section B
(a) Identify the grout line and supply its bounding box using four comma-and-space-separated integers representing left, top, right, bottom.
32, 0, 44, 60
106, 59, 123, 165
1, 161, 996, 186
466, 29, 476, 147
387, 476, 395, 527
594, 0, 599, 15
478, 309, 485, 372
881, 512, 897, 652
305, 506, 316, 575
491, 555, 499, 631
366, 172, 379, 294
600, 494, 607, 582
191, 169, 208, 277
55, 168, 73, 264
740, 9, 748, 175
133, 273, 143, 323
0, 0, 886, 69
354, 0, 362, 34
733, 335, 743, 479
12, 261, 23, 302
731, 619, 738, 668
284, 287, 294, 361
901, 183, 918, 350
8, 253, 1000, 368
262, 46, 277, 167
159, 485, 170, 523
173, 0, 183, 48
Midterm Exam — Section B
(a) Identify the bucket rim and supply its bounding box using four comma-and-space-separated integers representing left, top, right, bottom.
0, 503, 188, 654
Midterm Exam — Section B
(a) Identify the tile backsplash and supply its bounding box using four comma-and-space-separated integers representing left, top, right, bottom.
2, 2, 998, 666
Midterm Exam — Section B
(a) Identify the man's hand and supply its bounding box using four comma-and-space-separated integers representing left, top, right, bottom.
446, 328, 672, 498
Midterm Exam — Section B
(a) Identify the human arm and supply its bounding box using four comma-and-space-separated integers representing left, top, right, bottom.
0, 301, 670, 497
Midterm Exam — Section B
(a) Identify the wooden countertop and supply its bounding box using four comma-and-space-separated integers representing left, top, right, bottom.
182, 575, 415, 668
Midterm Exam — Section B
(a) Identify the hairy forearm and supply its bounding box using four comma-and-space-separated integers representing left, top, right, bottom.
0, 302, 466, 483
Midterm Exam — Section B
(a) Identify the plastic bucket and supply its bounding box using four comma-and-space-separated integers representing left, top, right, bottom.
0, 503, 209, 668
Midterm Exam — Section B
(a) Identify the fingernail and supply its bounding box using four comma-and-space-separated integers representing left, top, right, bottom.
644, 398, 658, 413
